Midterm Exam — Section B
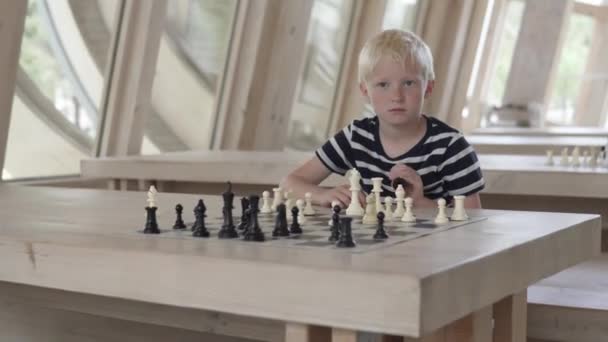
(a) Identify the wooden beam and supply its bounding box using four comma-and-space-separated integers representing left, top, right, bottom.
97, 0, 167, 157
0, 0, 27, 177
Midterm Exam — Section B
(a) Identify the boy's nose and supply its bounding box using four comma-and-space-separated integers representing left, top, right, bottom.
391, 88, 405, 102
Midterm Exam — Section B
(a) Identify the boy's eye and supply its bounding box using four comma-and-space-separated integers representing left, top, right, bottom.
376, 82, 389, 88
403, 80, 415, 87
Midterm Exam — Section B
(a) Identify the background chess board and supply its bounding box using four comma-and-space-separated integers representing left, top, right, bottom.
136, 209, 487, 254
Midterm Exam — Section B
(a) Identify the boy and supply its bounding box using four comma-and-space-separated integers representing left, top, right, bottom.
281, 29, 483, 209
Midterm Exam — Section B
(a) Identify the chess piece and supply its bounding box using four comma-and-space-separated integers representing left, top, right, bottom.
260, 191, 273, 214
391, 177, 409, 194
244, 195, 265, 242
328, 200, 340, 226
589, 149, 598, 168
296, 199, 307, 224
237, 197, 250, 231
143, 206, 160, 234
272, 203, 290, 237
362, 194, 378, 224
384, 197, 394, 221
571, 147, 581, 167
450, 195, 468, 221
172, 203, 186, 229
272, 187, 283, 211
329, 205, 341, 242
373, 212, 388, 240
393, 185, 406, 217
371, 177, 383, 213
304, 192, 315, 215
146, 185, 158, 208
401, 197, 416, 223
192, 199, 210, 237
560, 148, 569, 166
345, 169, 364, 216
218, 183, 238, 239
545, 150, 554, 166
336, 217, 356, 248
290, 206, 303, 234
434, 198, 449, 224
284, 190, 293, 212
582, 150, 589, 167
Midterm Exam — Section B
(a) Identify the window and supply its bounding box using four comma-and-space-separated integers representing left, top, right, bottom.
141, 0, 238, 154
382, 0, 420, 31
4, 0, 120, 180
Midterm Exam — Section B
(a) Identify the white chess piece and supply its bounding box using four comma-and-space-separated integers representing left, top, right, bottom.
284, 190, 293, 211
362, 194, 378, 224
582, 150, 589, 167
571, 147, 581, 167
589, 149, 598, 168
401, 197, 416, 223
271, 187, 283, 211
296, 199, 307, 224
434, 198, 449, 224
560, 148, 569, 166
450, 195, 468, 221
393, 185, 406, 217
384, 197, 394, 221
345, 169, 364, 216
371, 177, 383, 213
545, 150, 554, 166
260, 191, 272, 214
147, 185, 158, 207
303, 192, 315, 215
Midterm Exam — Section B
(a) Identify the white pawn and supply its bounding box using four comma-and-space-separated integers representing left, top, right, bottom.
571, 147, 581, 167
362, 194, 378, 225
450, 195, 468, 221
545, 150, 554, 166
401, 197, 416, 223
147, 185, 158, 208
560, 148, 569, 166
272, 187, 283, 211
384, 197, 394, 221
434, 198, 449, 224
284, 190, 293, 211
260, 191, 272, 214
296, 199, 307, 224
394, 185, 406, 217
304, 192, 315, 215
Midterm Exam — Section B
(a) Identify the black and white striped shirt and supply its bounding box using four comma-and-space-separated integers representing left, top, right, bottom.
315, 115, 484, 201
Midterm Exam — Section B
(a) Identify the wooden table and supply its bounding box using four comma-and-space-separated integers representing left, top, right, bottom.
0, 185, 601, 341
467, 135, 608, 155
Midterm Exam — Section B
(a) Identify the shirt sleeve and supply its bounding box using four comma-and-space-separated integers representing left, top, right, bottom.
315, 124, 355, 176
438, 134, 485, 196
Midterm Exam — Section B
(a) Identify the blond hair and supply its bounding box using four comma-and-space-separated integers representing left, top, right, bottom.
358, 29, 434, 83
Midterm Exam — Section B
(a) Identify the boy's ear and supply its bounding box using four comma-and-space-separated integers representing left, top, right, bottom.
424, 80, 435, 99
359, 81, 369, 98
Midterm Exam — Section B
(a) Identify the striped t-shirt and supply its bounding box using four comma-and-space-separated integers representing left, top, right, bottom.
315, 115, 484, 201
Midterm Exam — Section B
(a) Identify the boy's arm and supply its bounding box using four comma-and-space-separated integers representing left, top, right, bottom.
464, 193, 482, 209
281, 156, 358, 207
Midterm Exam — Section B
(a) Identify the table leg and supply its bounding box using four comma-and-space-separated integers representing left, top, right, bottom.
403, 305, 492, 342
493, 290, 527, 342
285, 323, 330, 342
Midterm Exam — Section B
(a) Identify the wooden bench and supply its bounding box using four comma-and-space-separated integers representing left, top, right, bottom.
527, 254, 608, 342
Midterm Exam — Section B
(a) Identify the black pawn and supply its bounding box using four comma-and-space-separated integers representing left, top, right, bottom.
336, 217, 356, 248
143, 206, 160, 234
244, 195, 265, 242
272, 203, 290, 237
192, 199, 210, 238
172, 204, 186, 229
219, 183, 238, 239
373, 211, 389, 240
329, 205, 341, 242
237, 197, 250, 232
289, 206, 303, 234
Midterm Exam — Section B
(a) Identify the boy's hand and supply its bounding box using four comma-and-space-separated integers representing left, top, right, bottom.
389, 164, 424, 201
316, 185, 366, 208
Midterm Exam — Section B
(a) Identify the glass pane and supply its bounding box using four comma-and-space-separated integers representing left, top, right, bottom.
286, 0, 354, 151
142, 0, 237, 154
382, 0, 420, 31
4, 0, 120, 180
547, 14, 594, 125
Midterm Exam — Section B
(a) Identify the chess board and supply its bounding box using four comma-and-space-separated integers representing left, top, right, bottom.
136, 210, 487, 254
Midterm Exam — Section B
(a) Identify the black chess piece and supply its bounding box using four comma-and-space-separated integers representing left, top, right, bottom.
237, 197, 250, 232
143, 206, 160, 234
336, 217, 356, 248
289, 206, 303, 234
172, 203, 186, 229
391, 177, 410, 192
272, 203, 290, 237
329, 205, 341, 242
244, 195, 265, 242
218, 183, 238, 239
373, 211, 389, 240
192, 199, 210, 237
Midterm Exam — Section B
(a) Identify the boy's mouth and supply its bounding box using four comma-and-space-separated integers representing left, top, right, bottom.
389, 108, 406, 112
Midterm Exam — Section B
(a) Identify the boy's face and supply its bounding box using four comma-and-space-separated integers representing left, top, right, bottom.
360, 56, 434, 128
